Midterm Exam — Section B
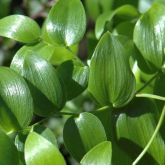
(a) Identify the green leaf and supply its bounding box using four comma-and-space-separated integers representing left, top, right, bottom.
0, 130, 19, 165
46, 0, 86, 46
25, 132, 66, 165
33, 125, 57, 147
0, 0, 11, 18
116, 98, 165, 164
10, 46, 65, 117
88, 32, 136, 108
0, 67, 33, 133
0, 15, 40, 43
63, 112, 107, 161
80, 141, 112, 165
84, 0, 113, 21
134, 3, 165, 70
95, 5, 139, 39
57, 60, 89, 100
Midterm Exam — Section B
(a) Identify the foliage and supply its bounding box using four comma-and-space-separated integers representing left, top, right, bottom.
0, 0, 165, 164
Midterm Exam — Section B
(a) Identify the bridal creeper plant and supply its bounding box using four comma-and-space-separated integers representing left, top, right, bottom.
0, 0, 165, 165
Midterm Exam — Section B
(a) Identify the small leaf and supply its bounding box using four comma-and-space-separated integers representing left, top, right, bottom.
0, 130, 19, 165
25, 132, 66, 165
10, 46, 65, 117
0, 67, 33, 133
134, 3, 165, 70
116, 98, 165, 164
63, 112, 107, 161
46, 0, 86, 46
0, 15, 40, 43
80, 141, 112, 165
88, 32, 136, 108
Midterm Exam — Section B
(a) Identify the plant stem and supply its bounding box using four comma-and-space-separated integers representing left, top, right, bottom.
136, 93, 165, 101
97, 105, 110, 111
132, 106, 165, 165
135, 72, 160, 94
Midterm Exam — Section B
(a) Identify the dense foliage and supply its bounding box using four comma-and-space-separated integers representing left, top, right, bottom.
0, 0, 165, 164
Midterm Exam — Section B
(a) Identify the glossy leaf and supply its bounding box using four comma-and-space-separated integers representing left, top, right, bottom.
95, 5, 139, 39
134, 3, 165, 70
25, 132, 66, 165
46, 0, 86, 46
116, 98, 165, 164
33, 125, 57, 147
0, 67, 33, 133
63, 112, 107, 161
10, 46, 65, 117
88, 32, 136, 108
0, 15, 40, 43
57, 60, 89, 100
0, 130, 19, 165
80, 141, 112, 165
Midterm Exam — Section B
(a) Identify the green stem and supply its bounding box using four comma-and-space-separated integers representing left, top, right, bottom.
97, 105, 110, 111
136, 93, 165, 101
132, 106, 165, 165
135, 72, 159, 94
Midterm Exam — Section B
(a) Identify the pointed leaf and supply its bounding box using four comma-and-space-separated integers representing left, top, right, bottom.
63, 112, 107, 161
88, 32, 136, 108
0, 15, 40, 43
0, 67, 33, 133
25, 132, 66, 165
46, 0, 86, 46
134, 3, 165, 70
80, 141, 112, 165
10, 46, 65, 117
0, 130, 19, 165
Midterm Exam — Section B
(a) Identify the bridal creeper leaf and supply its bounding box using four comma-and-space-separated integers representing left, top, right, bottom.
63, 112, 107, 161
80, 141, 112, 165
10, 46, 65, 117
0, 15, 40, 43
46, 0, 86, 46
25, 132, 66, 165
88, 32, 136, 108
134, 3, 165, 71
0, 67, 33, 133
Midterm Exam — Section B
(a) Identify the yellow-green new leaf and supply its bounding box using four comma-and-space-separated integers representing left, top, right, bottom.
0, 67, 33, 133
25, 132, 66, 165
88, 32, 136, 108
10, 46, 65, 117
134, 3, 165, 70
63, 112, 107, 161
0, 15, 40, 43
0, 130, 19, 165
80, 141, 112, 165
46, 0, 86, 46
